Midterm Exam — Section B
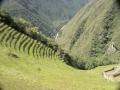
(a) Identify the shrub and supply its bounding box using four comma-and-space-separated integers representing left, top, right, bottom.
68, 52, 120, 70
26, 27, 39, 36
69, 19, 87, 50
90, 7, 115, 57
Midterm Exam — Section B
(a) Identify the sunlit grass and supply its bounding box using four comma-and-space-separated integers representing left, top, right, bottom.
0, 46, 119, 90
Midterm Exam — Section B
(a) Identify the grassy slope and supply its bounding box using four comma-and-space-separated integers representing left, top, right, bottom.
56, 0, 120, 57
0, 15, 119, 90
0, 46, 119, 90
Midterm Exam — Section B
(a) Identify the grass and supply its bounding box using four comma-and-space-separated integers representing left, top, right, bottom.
0, 46, 119, 90
0, 19, 119, 90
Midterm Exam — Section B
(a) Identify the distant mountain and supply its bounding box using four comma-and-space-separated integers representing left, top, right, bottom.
0, 0, 88, 36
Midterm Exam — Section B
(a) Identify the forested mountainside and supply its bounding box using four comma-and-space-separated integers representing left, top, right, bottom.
56, 0, 120, 69
0, 0, 88, 36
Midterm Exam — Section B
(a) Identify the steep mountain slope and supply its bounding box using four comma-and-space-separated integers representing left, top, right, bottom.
0, 11, 119, 90
0, 0, 54, 36
0, 0, 88, 36
56, 0, 120, 69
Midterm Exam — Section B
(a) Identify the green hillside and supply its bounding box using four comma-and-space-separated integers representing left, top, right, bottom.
56, 0, 120, 69
0, 11, 119, 90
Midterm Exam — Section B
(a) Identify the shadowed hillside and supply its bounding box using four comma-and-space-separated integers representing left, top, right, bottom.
0, 0, 88, 36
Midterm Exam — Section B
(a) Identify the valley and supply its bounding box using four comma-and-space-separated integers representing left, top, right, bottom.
0, 0, 120, 90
